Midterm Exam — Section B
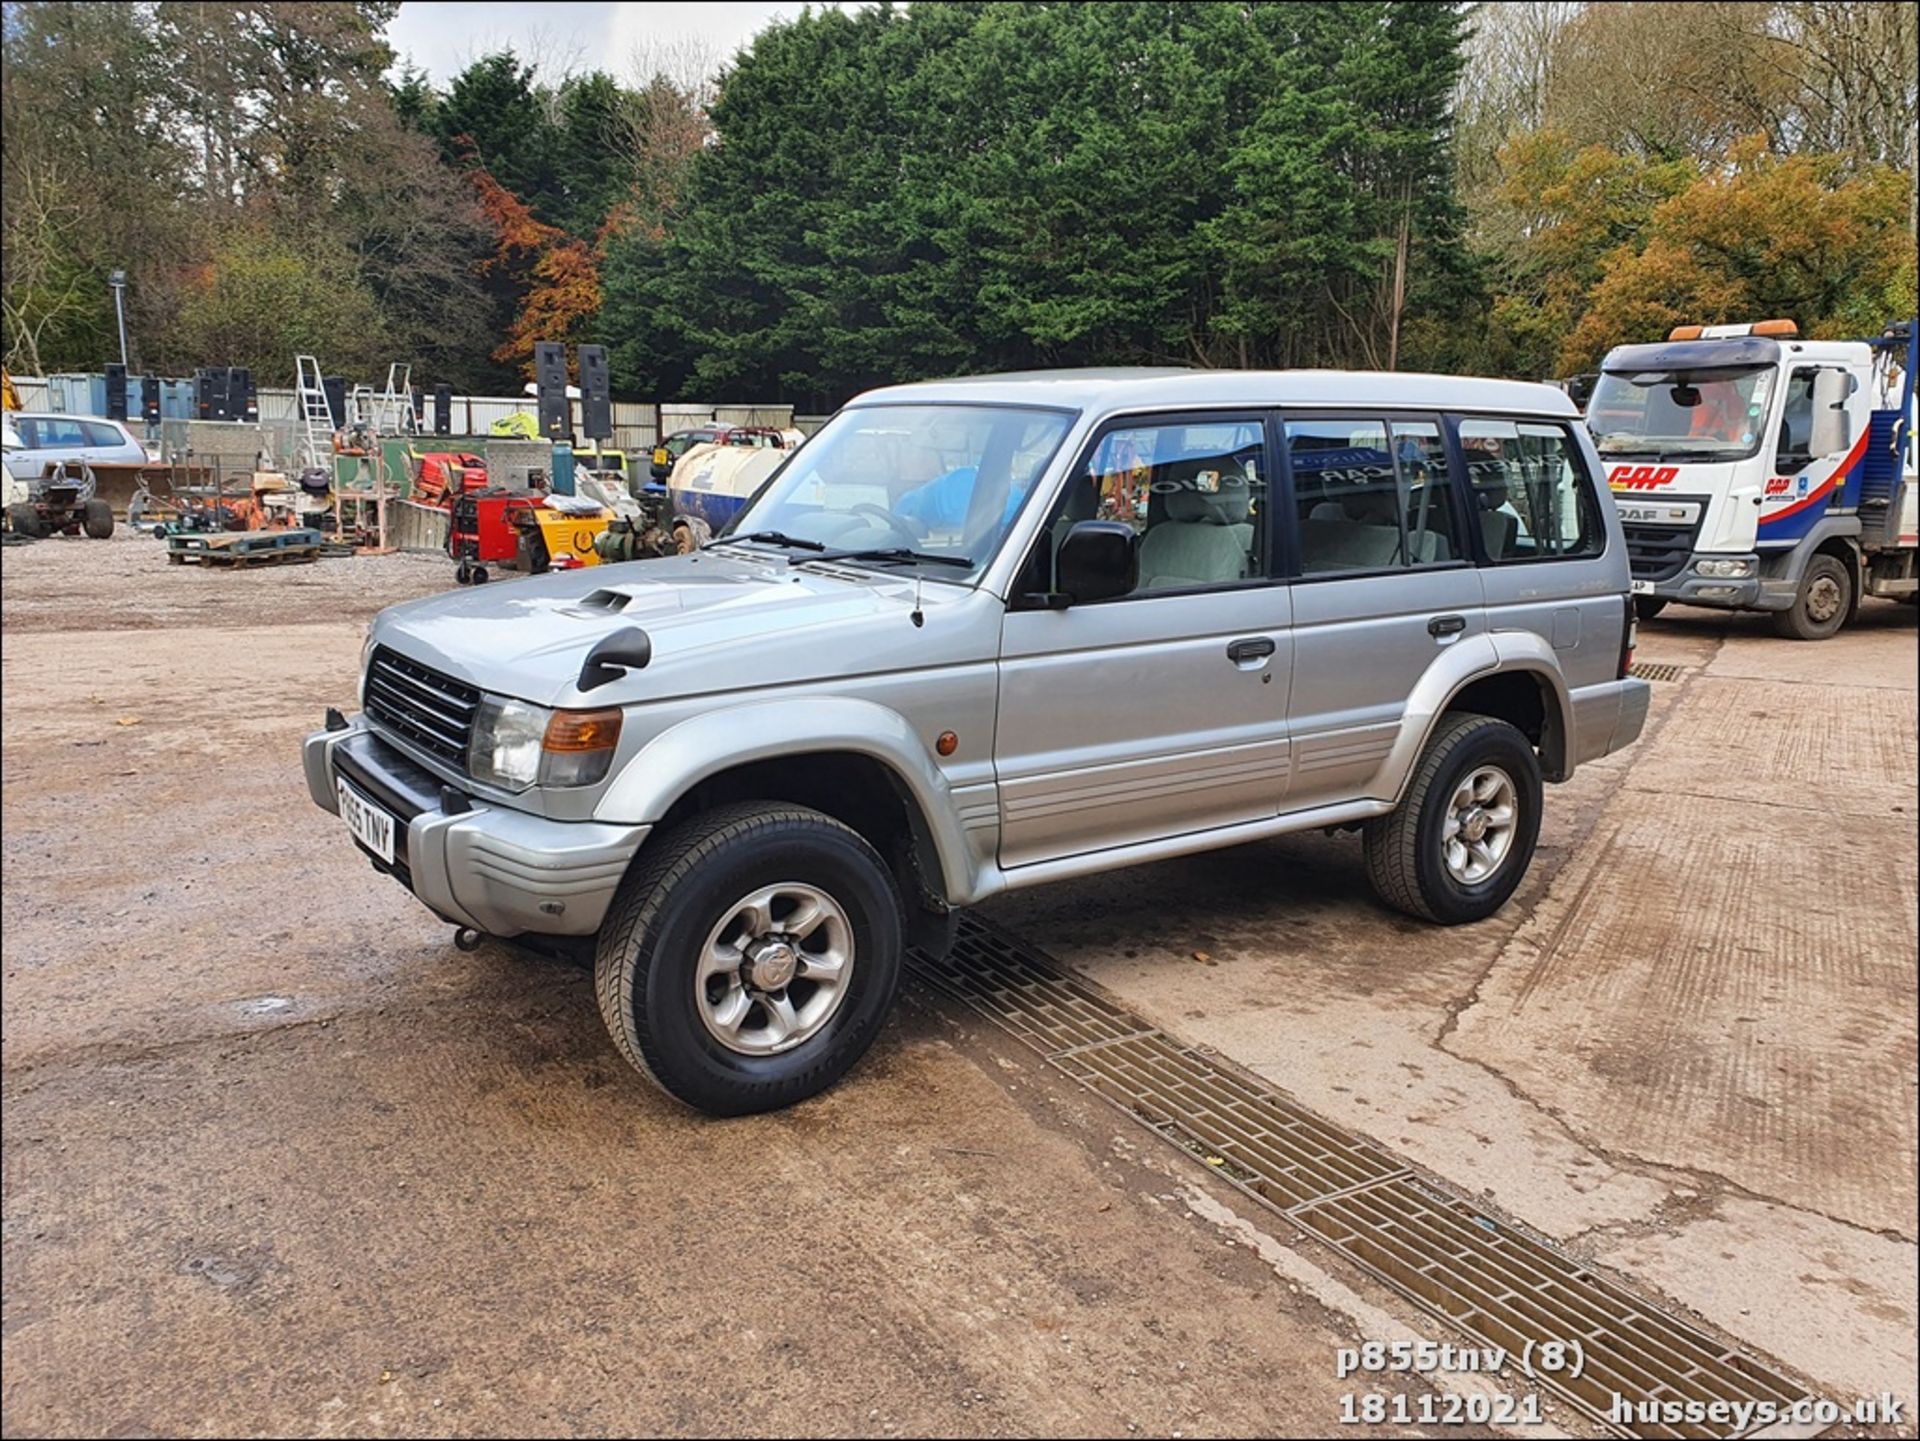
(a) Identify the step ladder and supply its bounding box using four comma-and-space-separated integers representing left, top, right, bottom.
372, 363, 418, 437
294, 354, 333, 472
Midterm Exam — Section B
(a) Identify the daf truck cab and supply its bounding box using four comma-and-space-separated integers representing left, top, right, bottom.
1588, 318, 1918, 639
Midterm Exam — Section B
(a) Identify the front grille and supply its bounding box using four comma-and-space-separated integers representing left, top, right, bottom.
1622, 519, 1701, 582
363, 648, 479, 766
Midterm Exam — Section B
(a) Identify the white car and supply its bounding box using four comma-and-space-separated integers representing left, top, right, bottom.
4, 413, 150, 477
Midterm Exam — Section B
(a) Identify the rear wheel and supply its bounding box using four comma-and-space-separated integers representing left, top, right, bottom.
1364, 714, 1543, 925
1771, 553, 1850, 640
595, 803, 905, 1115
7, 503, 43, 538
83, 498, 114, 538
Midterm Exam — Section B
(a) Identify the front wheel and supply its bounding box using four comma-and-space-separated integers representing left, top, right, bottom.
1772, 553, 1851, 640
1633, 596, 1667, 623
83, 498, 114, 539
1364, 714, 1543, 925
595, 803, 905, 1115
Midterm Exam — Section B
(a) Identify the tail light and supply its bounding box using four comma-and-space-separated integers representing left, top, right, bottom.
1618, 595, 1637, 678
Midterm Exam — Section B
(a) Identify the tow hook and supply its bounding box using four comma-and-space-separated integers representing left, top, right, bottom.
453, 927, 484, 953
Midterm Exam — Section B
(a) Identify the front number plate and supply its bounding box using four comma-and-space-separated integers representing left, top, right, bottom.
338, 780, 396, 863
1630, 579, 1655, 595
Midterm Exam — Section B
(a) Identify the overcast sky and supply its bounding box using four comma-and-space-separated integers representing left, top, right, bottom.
387, 1, 812, 85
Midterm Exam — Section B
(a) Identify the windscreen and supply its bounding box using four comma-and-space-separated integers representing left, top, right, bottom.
1587, 367, 1775, 460
724, 404, 1073, 580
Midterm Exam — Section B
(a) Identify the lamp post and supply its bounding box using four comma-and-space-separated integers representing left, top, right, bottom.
108, 269, 129, 368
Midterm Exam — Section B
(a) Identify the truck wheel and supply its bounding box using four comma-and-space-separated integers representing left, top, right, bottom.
7, 504, 43, 538
1633, 596, 1667, 623
83, 498, 114, 539
1363, 714, 1543, 926
1771, 553, 1850, 640
595, 803, 905, 1115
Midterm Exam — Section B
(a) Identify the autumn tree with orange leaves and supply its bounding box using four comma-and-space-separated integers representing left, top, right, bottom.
467, 163, 605, 380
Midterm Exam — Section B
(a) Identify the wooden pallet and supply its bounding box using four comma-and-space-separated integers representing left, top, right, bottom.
165, 528, 324, 568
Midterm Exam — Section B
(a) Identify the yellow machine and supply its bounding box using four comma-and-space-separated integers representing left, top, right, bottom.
515, 501, 610, 572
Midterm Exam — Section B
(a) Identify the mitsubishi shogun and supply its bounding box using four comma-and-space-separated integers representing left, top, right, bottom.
306, 370, 1650, 1114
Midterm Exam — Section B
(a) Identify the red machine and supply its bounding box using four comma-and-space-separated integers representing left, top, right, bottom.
448, 488, 539, 584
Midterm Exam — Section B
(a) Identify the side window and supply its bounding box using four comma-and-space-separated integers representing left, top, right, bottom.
1775, 370, 1815, 472
82, 421, 127, 448
1392, 421, 1460, 566
32, 418, 90, 449
1458, 419, 1603, 562
1047, 418, 1266, 595
1287, 416, 1460, 574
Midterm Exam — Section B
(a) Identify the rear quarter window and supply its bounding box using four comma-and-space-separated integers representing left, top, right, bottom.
1457, 418, 1605, 563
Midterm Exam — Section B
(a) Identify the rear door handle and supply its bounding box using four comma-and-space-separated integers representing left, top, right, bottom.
1226, 637, 1276, 664
1428, 614, 1467, 637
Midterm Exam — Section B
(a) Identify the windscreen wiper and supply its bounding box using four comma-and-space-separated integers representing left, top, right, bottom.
710, 530, 826, 552
791, 547, 973, 569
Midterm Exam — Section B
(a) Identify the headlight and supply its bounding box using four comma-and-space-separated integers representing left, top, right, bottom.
469, 698, 624, 791
1696, 557, 1756, 578
470, 697, 548, 790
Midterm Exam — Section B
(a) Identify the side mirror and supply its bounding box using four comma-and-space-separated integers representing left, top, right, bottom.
1810, 369, 1853, 458
1055, 520, 1137, 605
577, 626, 652, 692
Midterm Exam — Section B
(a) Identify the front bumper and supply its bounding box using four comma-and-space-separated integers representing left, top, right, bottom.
1638, 555, 1794, 611
304, 720, 648, 938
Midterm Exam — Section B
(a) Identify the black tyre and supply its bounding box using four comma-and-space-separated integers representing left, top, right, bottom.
595, 802, 905, 1116
455, 560, 472, 585
1633, 596, 1667, 623
472, 565, 489, 584
1771, 552, 1850, 640
1363, 714, 1543, 926
83, 498, 114, 539
519, 527, 550, 574
7, 503, 43, 538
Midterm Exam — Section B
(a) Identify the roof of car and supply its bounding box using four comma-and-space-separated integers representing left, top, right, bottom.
7, 411, 130, 427
850, 367, 1577, 418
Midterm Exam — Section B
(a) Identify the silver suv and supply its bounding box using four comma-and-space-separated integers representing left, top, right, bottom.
306, 370, 1650, 1114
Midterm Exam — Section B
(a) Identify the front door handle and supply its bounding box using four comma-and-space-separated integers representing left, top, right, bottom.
1428, 614, 1467, 637
1226, 637, 1277, 664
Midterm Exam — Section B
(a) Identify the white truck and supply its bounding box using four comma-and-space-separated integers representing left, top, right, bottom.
1586, 318, 1917, 638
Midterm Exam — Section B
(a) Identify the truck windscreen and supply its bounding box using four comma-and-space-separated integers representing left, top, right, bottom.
1587, 366, 1775, 461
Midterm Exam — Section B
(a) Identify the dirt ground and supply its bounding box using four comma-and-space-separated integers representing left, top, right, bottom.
3, 532, 1915, 1437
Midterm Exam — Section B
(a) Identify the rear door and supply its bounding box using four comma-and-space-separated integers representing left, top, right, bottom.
1281, 411, 1484, 807
1459, 415, 1617, 695
995, 411, 1293, 867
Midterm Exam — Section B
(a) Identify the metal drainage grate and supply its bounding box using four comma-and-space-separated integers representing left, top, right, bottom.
913, 917, 1817, 1440
1630, 661, 1687, 682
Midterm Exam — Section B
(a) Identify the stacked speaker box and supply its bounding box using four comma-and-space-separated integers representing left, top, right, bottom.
322, 376, 347, 430
230, 367, 256, 423
578, 345, 612, 441
141, 372, 161, 425
433, 384, 453, 436
196, 367, 229, 421
412, 386, 425, 428
534, 341, 570, 439
105, 364, 129, 421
